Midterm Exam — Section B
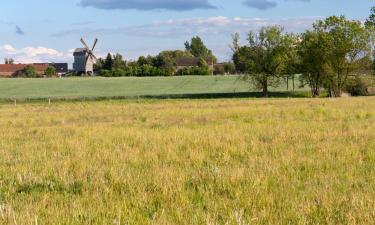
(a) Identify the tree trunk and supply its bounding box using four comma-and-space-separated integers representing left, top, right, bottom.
292, 76, 295, 92
263, 82, 268, 97
286, 77, 289, 91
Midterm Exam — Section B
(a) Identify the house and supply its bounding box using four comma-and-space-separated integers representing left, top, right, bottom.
175, 57, 214, 71
0, 64, 49, 77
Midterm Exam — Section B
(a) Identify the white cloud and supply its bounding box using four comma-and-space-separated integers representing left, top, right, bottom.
0, 44, 72, 63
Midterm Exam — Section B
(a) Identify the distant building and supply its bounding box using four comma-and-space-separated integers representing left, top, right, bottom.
73, 48, 94, 74
0, 64, 49, 77
175, 57, 214, 71
34, 63, 68, 75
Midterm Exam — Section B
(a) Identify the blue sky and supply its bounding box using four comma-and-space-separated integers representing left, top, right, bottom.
0, 0, 373, 65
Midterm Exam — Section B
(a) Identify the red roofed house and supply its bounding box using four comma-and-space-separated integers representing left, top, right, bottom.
0, 64, 49, 77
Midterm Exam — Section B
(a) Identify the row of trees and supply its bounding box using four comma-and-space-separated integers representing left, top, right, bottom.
233, 8, 375, 97
95, 36, 219, 77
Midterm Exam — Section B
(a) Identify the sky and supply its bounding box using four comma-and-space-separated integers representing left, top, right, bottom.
0, 0, 373, 65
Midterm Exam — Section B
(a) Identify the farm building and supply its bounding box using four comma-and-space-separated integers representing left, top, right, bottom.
34, 63, 69, 75
0, 64, 49, 77
175, 57, 214, 71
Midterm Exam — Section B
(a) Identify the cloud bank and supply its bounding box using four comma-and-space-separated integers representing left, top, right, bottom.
0, 44, 71, 63
79, 0, 216, 11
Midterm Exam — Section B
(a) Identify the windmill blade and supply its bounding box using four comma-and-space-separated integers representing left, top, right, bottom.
80, 38, 90, 50
91, 38, 98, 51
90, 53, 98, 61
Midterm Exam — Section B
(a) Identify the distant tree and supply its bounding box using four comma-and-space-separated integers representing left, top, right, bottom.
283, 34, 300, 91
94, 58, 105, 71
137, 56, 151, 66
231, 33, 240, 52
365, 6, 375, 29
103, 53, 114, 70
233, 26, 293, 97
23, 65, 37, 77
365, 6, 375, 74
185, 36, 217, 62
44, 66, 56, 77
112, 53, 126, 69
4, 58, 14, 64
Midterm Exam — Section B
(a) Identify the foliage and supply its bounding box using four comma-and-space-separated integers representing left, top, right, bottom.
185, 36, 217, 63
103, 53, 114, 70
313, 16, 372, 97
298, 30, 331, 97
214, 63, 236, 75
176, 66, 211, 76
365, 6, 375, 29
4, 58, 14, 64
44, 66, 56, 77
233, 26, 294, 96
19, 65, 38, 78
344, 76, 370, 96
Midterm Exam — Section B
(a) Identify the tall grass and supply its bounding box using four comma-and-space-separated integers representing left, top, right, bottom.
0, 97, 374, 224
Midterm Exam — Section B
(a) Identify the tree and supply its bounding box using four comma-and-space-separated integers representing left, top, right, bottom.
44, 66, 56, 77
315, 16, 372, 97
112, 53, 126, 69
22, 65, 37, 77
231, 33, 240, 52
185, 36, 217, 62
4, 58, 14, 64
365, 6, 375, 28
365, 6, 375, 74
103, 53, 114, 70
298, 30, 331, 97
233, 26, 292, 97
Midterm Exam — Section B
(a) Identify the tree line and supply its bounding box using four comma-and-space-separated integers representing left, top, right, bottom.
94, 36, 225, 77
233, 9, 375, 97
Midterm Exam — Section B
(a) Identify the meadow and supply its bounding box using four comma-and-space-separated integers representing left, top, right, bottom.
0, 76, 308, 100
0, 97, 374, 224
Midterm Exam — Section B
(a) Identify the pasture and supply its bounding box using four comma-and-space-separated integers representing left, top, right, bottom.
0, 97, 374, 224
0, 76, 308, 100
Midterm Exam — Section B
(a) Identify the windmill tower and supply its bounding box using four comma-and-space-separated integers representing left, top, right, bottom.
73, 38, 98, 75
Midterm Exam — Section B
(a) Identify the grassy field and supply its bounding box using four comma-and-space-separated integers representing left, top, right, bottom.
0, 97, 374, 224
0, 76, 308, 100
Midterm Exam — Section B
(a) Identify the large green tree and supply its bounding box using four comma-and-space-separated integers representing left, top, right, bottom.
298, 30, 331, 97
314, 16, 372, 97
233, 26, 293, 97
185, 36, 217, 62
365, 6, 375, 74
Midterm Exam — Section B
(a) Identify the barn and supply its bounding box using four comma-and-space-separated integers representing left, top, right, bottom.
0, 64, 49, 77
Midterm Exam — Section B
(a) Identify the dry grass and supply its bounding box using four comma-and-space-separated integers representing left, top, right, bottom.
0, 97, 374, 224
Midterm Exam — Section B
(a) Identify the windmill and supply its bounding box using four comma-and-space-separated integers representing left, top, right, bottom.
73, 38, 98, 75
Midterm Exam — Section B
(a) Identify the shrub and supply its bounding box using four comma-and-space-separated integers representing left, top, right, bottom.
45, 66, 56, 77
345, 77, 370, 96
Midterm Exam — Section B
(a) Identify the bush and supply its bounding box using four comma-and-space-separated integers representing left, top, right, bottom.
45, 66, 56, 77
345, 77, 370, 96
176, 66, 212, 76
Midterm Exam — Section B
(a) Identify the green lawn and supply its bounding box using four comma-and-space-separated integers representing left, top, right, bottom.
0, 76, 308, 99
